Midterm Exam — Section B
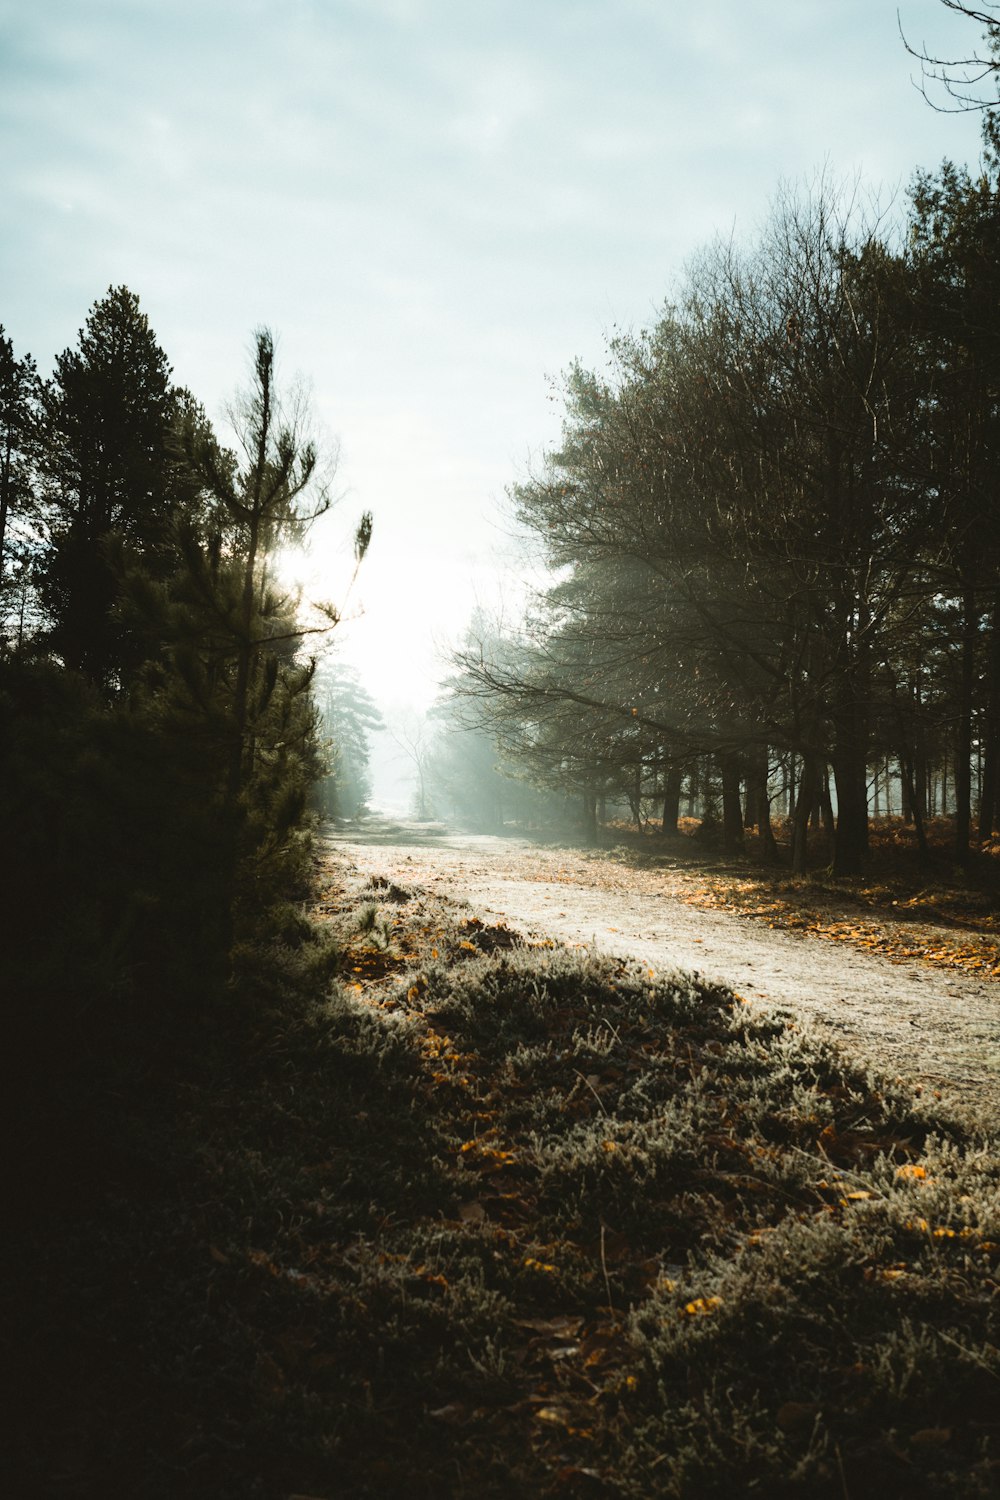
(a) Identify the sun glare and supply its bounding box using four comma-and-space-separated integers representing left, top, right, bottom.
267, 543, 310, 595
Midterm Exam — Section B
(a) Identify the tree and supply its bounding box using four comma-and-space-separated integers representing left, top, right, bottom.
387, 709, 436, 820
117, 327, 371, 943
908, 160, 1000, 853
459, 186, 942, 873
36, 286, 182, 689
0, 328, 40, 624
315, 661, 383, 818
184, 329, 335, 806
902, 3, 1000, 117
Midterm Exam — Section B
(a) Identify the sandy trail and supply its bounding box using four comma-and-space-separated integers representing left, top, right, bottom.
320, 823, 1000, 1125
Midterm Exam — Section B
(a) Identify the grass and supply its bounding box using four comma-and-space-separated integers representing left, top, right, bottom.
6, 867, 1000, 1498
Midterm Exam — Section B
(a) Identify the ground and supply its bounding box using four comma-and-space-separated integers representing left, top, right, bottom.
321, 819, 1000, 1125
9, 816, 1000, 1498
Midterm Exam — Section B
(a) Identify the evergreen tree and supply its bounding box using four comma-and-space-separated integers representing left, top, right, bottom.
36, 285, 181, 690
0, 327, 40, 640
315, 661, 383, 819
132, 327, 373, 940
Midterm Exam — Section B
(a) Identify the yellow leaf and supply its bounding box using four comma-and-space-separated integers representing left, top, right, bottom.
523, 1256, 558, 1274
684, 1296, 722, 1316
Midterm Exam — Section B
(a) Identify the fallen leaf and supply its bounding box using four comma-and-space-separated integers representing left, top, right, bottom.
776, 1401, 821, 1433
683, 1296, 723, 1316
910, 1427, 952, 1447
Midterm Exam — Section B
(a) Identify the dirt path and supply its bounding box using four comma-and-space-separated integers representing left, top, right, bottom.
320, 822, 1000, 1125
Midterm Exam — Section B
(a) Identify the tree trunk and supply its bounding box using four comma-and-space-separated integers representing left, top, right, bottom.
582, 790, 598, 846
661, 764, 682, 835
955, 587, 975, 865
685, 761, 697, 818
228, 510, 261, 807
979, 589, 1000, 839
720, 752, 744, 854
901, 759, 913, 823
791, 754, 820, 875
831, 744, 869, 877
899, 749, 929, 862
0, 426, 11, 589
748, 747, 777, 861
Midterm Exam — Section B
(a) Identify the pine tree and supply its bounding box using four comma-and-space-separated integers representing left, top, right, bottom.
134, 328, 372, 942
36, 285, 180, 690
0, 327, 40, 639
315, 661, 384, 818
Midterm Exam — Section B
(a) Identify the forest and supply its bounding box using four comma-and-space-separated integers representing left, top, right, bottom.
5, 7, 1000, 1496
450, 161, 1000, 875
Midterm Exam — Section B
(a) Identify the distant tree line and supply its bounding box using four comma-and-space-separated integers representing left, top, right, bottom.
453, 158, 1000, 873
314, 661, 383, 820
0, 287, 370, 1069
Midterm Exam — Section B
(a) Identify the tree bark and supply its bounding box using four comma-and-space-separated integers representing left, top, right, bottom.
831, 744, 869, 876
582, 789, 598, 846
0, 426, 11, 589
661, 764, 682, 835
979, 589, 1000, 839
747, 747, 777, 861
720, 752, 744, 853
791, 754, 820, 875
955, 586, 975, 865
899, 749, 930, 861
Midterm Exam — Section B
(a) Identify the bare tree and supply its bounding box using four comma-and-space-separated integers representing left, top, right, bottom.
387, 708, 436, 820
900, 2, 1000, 114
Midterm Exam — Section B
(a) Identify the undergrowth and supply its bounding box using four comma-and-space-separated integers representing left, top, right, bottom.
7, 884, 999, 1498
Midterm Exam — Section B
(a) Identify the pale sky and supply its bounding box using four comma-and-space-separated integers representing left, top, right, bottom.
0, 0, 988, 710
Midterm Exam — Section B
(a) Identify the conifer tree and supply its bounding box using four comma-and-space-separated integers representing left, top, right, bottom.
140, 328, 372, 939
37, 285, 180, 690
315, 661, 384, 819
0, 327, 40, 637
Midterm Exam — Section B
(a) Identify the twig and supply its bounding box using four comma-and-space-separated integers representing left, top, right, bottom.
574, 1069, 609, 1115
600, 1221, 616, 1319
936, 1328, 1000, 1379
835, 1441, 851, 1500
600, 1016, 624, 1049
787, 1142, 888, 1198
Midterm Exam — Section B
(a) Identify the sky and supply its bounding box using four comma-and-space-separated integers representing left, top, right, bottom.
0, 0, 989, 718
